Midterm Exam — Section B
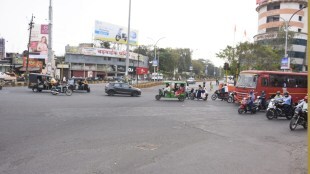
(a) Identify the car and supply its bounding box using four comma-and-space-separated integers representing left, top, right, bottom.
105, 82, 141, 97
186, 77, 196, 84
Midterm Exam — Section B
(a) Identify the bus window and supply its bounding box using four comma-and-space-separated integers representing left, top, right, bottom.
261, 77, 268, 87
270, 74, 286, 87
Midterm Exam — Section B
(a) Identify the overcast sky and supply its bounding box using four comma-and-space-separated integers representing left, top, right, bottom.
0, 0, 258, 66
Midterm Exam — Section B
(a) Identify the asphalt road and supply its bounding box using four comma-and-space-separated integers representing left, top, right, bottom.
0, 83, 307, 174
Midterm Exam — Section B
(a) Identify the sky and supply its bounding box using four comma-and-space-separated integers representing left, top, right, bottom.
0, 0, 259, 66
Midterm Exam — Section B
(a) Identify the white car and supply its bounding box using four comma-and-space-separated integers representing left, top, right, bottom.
186, 77, 196, 84
0, 72, 17, 82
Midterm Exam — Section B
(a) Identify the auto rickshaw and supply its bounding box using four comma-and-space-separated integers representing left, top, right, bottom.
28, 73, 57, 92
155, 81, 186, 102
67, 77, 90, 92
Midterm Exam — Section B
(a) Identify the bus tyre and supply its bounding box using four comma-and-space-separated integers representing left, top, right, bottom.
211, 94, 217, 100
266, 110, 274, 120
155, 95, 161, 100
238, 108, 245, 114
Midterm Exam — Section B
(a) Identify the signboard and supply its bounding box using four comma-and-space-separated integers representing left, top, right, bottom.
29, 24, 48, 59
22, 57, 43, 68
94, 20, 139, 45
152, 60, 158, 67
280, 57, 290, 70
136, 67, 148, 75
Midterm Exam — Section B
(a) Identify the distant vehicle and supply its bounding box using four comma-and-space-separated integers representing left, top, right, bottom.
186, 77, 196, 84
105, 82, 141, 97
151, 73, 163, 80
235, 70, 307, 103
0, 72, 17, 82
28, 73, 56, 92
67, 77, 90, 92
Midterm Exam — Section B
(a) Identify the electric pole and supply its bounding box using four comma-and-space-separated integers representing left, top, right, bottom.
26, 14, 34, 82
47, 0, 53, 75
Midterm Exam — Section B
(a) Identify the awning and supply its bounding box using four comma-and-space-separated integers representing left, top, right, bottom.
19, 67, 41, 72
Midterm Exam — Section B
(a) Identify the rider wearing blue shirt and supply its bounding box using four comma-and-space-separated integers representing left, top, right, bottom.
282, 91, 292, 114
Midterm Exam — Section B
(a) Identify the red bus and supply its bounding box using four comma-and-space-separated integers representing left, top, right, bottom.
235, 70, 307, 103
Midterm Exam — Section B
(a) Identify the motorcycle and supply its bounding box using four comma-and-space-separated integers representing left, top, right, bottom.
211, 90, 229, 101
289, 107, 307, 131
266, 99, 293, 120
51, 84, 73, 96
238, 97, 258, 114
190, 89, 208, 101
227, 91, 238, 103
255, 95, 268, 111
115, 28, 127, 42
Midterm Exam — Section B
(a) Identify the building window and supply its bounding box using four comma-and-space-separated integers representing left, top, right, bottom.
298, 16, 302, 21
267, 3, 280, 11
266, 27, 279, 32
108, 57, 111, 61
266, 15, 279, 23
298, 28, 302, 32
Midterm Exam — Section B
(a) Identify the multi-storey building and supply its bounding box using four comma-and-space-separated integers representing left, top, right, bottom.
254, 0, 308, 71
0, 38, 5, 60
64, 43, 149, 80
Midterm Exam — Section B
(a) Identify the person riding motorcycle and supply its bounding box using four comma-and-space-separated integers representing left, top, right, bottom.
274, 91, 283, 100
248, 90, 255, 111
260, 91, 266, 110
281, 91, 292, 115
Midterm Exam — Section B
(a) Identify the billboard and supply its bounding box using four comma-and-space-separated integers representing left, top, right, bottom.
94, 20, 138, 45
280, 57, 290, 70
29, 24, 48, 59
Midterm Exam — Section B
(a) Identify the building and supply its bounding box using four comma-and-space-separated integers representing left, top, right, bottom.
64, 43, 149, 80
0, 38, 5, 60
254, 0, 308, 71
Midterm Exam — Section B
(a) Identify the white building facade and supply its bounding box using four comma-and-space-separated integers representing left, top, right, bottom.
254, 0, 308, 71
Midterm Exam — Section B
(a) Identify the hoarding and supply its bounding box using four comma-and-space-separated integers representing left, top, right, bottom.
280, 57, 290, 70
136, 67, 148, 75
22, 57, 43, 68
29, 24, 48, 59
94, 20, 138, 45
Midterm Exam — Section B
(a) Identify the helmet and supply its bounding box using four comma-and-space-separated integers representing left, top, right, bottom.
276, 91, 280, 95
284, 91, 289, 96
261, 90, 265, 94
304, 96, 308, 102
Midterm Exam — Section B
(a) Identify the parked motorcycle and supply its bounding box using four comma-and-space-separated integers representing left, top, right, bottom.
227, 91, 238, 103
238, 97, 258, 114
266, 99, 293, 120
51, 84, 72, 96
211, 90, 229, 101
190, 89, 208, 101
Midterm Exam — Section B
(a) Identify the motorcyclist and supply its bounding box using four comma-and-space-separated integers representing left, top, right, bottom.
274, 91, 283, 100
260, 91, 266, 110
197, 85, 203, 98
248, 90, 255, 111
282, 91, 292, 115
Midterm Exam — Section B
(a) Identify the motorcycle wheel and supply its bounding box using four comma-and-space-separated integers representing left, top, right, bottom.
32, 87, 38, 92
238, 108, 245, 114
285, 114, 293, 120
266, 110, 274, 120
155, 95, 161, 100
289, 118, 298, 131
51, 91, 58, 95
65, 89, 73, 96
211, 94, 217, 100
190, 94, 195, 100
227, 96, 233, 103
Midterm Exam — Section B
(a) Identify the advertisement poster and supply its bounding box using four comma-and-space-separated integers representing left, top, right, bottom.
94, 20, 138, 45
22, 57, 43, 68
280, 57, 290, 70
29, 24, 48, 59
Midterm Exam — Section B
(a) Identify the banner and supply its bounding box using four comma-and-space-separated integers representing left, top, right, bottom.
29, 24, 48, 59
136, 67, 148, 75
94, 20, 138, 45
280, 57, 290, 70
22, 57, 43, 68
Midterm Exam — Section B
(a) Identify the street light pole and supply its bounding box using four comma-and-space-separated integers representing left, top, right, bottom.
125, 0, 131, 82
154, 37, 165, 81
